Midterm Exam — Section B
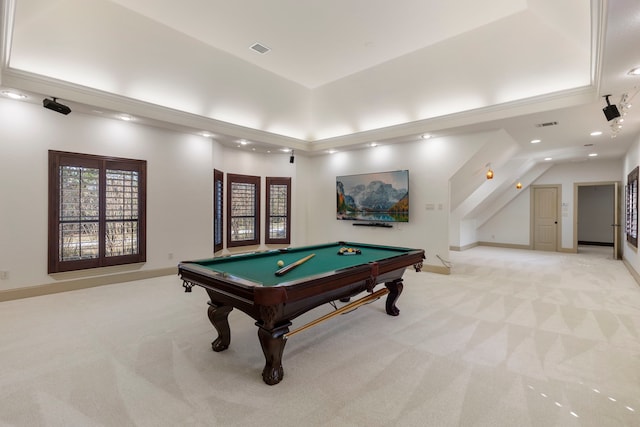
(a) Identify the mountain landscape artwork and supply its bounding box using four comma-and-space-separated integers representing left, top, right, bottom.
336, 170, 409, 223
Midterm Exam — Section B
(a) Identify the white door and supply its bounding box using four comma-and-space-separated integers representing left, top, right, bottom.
534, 187, 558, 251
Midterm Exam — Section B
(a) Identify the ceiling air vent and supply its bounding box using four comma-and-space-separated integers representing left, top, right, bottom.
250, 43, 271, 54
535, 121, 558, 127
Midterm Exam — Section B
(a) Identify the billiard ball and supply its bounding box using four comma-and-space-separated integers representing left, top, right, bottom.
277, 260, 284, 267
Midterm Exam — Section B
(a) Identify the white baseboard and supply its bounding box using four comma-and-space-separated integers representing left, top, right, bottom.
622, 258, 640, 287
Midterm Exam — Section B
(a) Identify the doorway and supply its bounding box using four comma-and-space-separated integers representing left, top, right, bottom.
574, 182, 621, 259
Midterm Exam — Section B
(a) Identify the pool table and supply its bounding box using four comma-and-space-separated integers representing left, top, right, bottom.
179, 241, 425, 385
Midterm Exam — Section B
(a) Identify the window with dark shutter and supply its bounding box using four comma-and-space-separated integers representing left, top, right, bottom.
48, 150, 146, 273
266, 177, 291, 244
214, 169, 224, 252
227, 174, 260, 247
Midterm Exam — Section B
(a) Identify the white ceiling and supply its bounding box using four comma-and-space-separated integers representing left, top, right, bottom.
107, 0, 531, 89
1, 0, 640, 167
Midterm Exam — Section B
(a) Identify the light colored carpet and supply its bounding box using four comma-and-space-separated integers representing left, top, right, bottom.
1, 246, 639, 426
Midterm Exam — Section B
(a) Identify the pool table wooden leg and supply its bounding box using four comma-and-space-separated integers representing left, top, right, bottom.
207, 303, 233, 352
384, 279, 404, 316
257, 323, 290, 385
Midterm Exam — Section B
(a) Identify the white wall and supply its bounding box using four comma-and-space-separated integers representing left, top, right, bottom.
0, 96, 524, 293
476, 159, 623, 250
477, 187, 531, 245
210, 142, 300, 252
0, 97, 331, 292
0, 97, 213, 290
306, 135, 487, 270
306, 144, 449, 268
1, 94, 630, 292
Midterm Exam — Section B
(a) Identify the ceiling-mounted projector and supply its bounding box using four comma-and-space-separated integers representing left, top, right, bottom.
602, 94, 620, 121
43, 98, 71, 115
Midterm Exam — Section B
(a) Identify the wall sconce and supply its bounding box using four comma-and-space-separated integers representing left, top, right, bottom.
486, 168, 494, 179
289, 150, 295, 164
516, 182, 522, 189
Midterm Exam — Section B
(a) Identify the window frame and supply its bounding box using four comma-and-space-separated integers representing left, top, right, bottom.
213, 169, 224, 253
226, 173, 260, 248
48, 150, 147, 273
627, 166, 639, 248
265, 177, 291, 244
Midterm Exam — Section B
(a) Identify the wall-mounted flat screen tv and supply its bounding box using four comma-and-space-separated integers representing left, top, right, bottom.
336, 170, 409, 223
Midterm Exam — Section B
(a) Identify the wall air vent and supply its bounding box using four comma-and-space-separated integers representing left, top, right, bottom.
250, 43, 271, 54
535, 121, 558, 127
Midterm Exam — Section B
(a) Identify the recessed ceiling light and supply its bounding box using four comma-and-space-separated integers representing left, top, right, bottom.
327, 150, 337, 154
370, 142, 378, 147
588, 153, 598, 157
118, 114, 133, 121
590, 131, 602, 136
1, 90, 27, 100
201, 132, 213, 138
628, 67, 640, 76
544, 157, 552, 161
280, 148, 291, 153
420, 134, 431, 139
530, 139, 541, 144
238, 139, 248, 145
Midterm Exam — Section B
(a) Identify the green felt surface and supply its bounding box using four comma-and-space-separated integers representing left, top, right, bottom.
190, 242, 411, 286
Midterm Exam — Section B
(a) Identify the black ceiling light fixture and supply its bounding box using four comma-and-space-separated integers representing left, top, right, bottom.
289, 150, 295, 164
43, 97, 71, 115
602, 94, 620, 121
